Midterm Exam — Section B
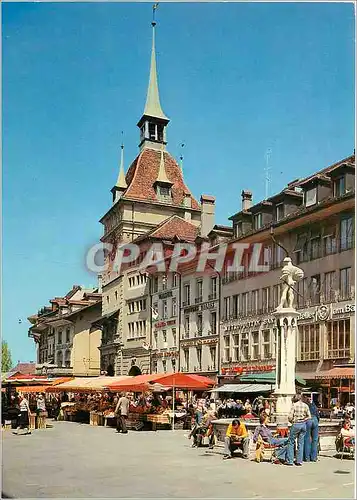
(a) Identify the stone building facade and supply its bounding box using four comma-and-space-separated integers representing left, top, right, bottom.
220, 154, 355, 386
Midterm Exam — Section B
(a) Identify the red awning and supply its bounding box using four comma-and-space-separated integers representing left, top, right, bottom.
107, 372, 215, 392
17, 385, 49, 393
315, 367, 355, 380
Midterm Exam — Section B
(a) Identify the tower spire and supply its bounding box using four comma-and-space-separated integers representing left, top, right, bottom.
137, 4, 169, 150
111, 133, 127, 204
143, 5, 168, 121
156, 144, 171, 184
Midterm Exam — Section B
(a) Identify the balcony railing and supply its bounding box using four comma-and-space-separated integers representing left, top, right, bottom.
195, 297, 203, 304
208, 293, 217, 300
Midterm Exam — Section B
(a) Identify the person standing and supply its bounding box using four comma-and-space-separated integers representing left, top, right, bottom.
303, 396, 320, 462
13, 394, 31, 435
286, 394, 311, 466
115, 392, 130, 434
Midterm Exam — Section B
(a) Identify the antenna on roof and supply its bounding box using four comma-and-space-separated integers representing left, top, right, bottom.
180, 143, 185, 172
264, 148, 272, 199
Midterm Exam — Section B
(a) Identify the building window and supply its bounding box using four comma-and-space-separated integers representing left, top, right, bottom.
210, 311, 217, 335
262, 287, 270, 313
327, 319, 350, 359
340, 217, 354, 251
162, 359, 167, 373
241, 292, 249, 316
299, 324, 319, 361
129, 302, 135, 314
196, 347, 202, 370
153, 359, 158, 373
172, 328, 177, 346
172, 273, 178, 288
184, 316, 190, 338
233, 334, 240, 362
183, 283, 190, 305
251, 331, 260, 360
294, 234, 308, 264
162, 274, 167, 290
66, 328, 70, 343
210, 276, 217, 300
272, 284, 281, 309
305, 187, 317, 207
310, 236, 321, 260
115, 290, 118, 301
297, 278, 308, 308
210, 346, 216, 369
334, 176, 346, 197
262, 330, 271, 359
224, 296, 230, 320
153, 332, 158, 349
152, 277, 159, 293
324, 271, 336, 303
234, 222, 243, 238
254, 213, 263, 230
251, 290, 259, 314
57, 351, 63, 367
232, 295, 239, 319
196, 280, 203, 303
58, 331, 62, 344
276, 203, 284, 221
196, 313, 203, 335
162, 300, 168, 319
171, 297, 177, 317
64, 350, 71, 368
183, 349, 189, 370
274, 244, 285, 268
162, 330, 167, 346
340, 267, 351, 300
240, 333, 249, 361
223, 336, 230, 362
323, 233, 337, 256
310, 275, 321, 305
148, 122, 156, 140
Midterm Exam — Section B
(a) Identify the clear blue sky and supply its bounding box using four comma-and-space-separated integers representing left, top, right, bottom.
3, 2, 354, 364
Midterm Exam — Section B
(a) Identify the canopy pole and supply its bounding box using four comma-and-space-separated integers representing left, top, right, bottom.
172, 384, 175, 431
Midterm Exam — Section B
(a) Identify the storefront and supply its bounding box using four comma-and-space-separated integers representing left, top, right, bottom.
315, 366, 355, 408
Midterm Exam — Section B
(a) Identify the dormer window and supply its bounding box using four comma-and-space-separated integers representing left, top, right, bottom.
334, 176, 346, 197
276, 203, 284, 221
305, 187, 317, 207
234, 222, 242, 238
253, 213, 263, 230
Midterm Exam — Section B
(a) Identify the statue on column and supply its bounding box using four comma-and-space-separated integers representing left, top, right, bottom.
277, 257, 304, 310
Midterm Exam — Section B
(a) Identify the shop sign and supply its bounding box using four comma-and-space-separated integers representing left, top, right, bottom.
221, 364, 274, 375
184, 301, 217, 313
181, 337, 218, 348
154, 319, 176, 329
332, 303, 355, 316
159, 291, 173, 300
297, 310, 316, 322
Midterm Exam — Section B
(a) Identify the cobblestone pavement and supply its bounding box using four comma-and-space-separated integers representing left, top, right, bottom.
2, 421, 355, 498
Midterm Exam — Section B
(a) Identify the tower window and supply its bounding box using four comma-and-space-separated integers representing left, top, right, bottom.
157, 124, 164, 142
159, 186, 170, 197
149, 123, 156, 140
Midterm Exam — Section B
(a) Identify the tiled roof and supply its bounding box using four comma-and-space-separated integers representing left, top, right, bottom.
9, 362, 36, 375
134, 215, 199, 243
123, 148, 200, 210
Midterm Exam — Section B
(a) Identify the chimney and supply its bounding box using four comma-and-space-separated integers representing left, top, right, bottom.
241, 190, 252, 211
200, 195, 215, 237
183, 193, 192, 221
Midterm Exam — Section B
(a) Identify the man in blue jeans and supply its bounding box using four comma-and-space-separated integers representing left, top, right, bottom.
303, 396, 320, 462
286, 394, 311, 466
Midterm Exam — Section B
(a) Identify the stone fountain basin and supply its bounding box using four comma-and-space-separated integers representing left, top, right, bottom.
212, 418, 341, 452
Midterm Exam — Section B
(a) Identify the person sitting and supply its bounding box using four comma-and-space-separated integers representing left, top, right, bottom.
341, 420, 355, 446
223, 419, 249, 460
253, 413, 288, 464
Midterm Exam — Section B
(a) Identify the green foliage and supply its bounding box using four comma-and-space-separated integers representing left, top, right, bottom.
2, 341, 13, 372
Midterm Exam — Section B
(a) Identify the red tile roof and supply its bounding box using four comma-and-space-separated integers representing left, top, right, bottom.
9, 362, 36, 375
134, 215, 199, 243
123, 149, 200, 210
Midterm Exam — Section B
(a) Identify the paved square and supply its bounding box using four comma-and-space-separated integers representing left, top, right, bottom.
2, 422, 355, 498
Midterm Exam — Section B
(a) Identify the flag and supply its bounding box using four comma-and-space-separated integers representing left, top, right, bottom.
151, 306, 159, 321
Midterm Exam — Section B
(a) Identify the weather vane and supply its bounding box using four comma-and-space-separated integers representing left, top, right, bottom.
152, 3, 159, 26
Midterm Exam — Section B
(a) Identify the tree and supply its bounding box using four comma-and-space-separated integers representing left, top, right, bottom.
2, 341, 12, 372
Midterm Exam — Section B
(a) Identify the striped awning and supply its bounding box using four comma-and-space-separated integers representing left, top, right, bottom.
315, 367, 355, 380
210, 383, 273, 394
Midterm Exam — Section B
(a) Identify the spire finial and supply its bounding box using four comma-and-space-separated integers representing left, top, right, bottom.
179, 143, 185, 172
142, 4, 168, 121
115, 131, 127, 190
